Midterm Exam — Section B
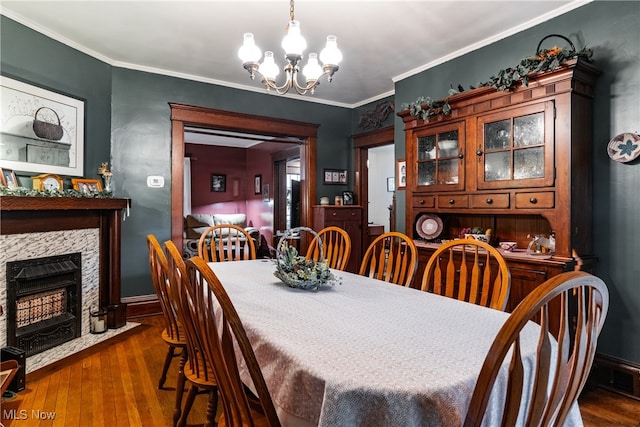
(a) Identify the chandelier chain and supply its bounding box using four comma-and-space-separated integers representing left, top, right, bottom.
290, 0, 295, 21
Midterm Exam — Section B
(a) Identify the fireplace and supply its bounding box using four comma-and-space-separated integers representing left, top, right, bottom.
1, 196, 129, 360
6, 253, 82, 357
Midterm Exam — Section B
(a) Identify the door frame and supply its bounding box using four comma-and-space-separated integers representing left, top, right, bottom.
354, 126, 395, 252
170, 103, 318, 249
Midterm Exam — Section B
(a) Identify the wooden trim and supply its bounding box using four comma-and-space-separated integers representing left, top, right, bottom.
592, 353, 640, 400
353, 126, 394, 148
353, 126, 395, 258
169, 103, 318, 250
124, 294, 161, 319
170, 103, 319, 137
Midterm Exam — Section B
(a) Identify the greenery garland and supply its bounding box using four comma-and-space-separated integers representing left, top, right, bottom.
0, 186, 113, 198
402, 44, 593, 122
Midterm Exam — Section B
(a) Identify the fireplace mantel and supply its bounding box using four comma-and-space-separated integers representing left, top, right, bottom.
1, 196, 131, 328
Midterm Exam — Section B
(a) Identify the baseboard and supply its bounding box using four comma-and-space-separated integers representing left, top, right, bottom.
123, 294, 161, 319
591, 353, 640, 400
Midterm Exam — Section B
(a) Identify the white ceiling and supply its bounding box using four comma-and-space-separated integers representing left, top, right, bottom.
1, 1, 591, 108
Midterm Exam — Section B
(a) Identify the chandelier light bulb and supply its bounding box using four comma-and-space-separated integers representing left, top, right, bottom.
238, 33, 262, 63
238, 0, 340, 96
259, 51, 280, 80
281, 20, 307, 57
302, 53, 322, 81
319, 35, 342, 65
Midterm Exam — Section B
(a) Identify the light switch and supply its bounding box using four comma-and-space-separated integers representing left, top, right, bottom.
147, 175, 164, 188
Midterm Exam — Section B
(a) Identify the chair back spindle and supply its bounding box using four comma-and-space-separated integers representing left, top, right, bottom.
359, 232, 418, 286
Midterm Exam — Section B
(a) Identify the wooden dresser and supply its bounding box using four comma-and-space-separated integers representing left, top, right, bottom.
313, 205, 363, 273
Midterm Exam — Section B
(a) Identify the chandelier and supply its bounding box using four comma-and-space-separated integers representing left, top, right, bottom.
237, 0, 342, 96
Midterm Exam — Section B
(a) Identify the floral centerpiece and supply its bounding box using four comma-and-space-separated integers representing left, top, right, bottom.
274, 227, 336, 291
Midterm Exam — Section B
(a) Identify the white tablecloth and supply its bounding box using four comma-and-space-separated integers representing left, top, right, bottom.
208, 259, 583, 427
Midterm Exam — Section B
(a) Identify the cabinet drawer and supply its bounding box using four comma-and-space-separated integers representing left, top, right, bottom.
412, 195, 435, 209
323, 208, 360, 221
437, 194, 468, 208
515, 192, 555, 209
469, 193, 510, 208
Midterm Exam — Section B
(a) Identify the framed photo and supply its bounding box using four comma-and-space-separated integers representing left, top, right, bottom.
396, 159, 407, 189
0, 168, 18, 189
72, 178, 102, 193
254, 174, 262, 195
262, 184, 270, 202
0, 76, 85, 176
342, 191, 354, 205
323, 168, 348, 185
211, 174, 226, 192
387, 177, 395, 192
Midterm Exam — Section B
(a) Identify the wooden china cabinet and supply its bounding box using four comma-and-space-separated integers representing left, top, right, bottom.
399, 58, 599, 313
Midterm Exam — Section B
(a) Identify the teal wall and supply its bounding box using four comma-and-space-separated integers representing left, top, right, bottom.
0, 16, 112, 185
2, 0, 639, 364
110, 68, 351, 299
394, 1, 640, 363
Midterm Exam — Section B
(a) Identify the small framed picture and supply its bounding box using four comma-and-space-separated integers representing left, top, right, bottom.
396, 159, 406, 189
0, 168, 18, 189
387, 177, 395, 192
342, 191, 354, 205
323, 168, 348, 185
211, 174, 226, 192
254, 175, 262, 195
72, 178, 102, 193
262, 184, 270, 202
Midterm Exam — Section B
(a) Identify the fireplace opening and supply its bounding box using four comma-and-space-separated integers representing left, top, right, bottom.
6, 253, 82, 357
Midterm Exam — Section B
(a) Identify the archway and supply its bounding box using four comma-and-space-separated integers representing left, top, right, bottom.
170, 103, 318, 250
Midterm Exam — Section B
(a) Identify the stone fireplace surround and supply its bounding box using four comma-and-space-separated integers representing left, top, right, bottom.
0, 196, 131, 372
1, 229, 99, 349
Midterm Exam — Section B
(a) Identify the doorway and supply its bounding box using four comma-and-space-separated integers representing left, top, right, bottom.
354, 126, 395, 251
170, 103, 318, 250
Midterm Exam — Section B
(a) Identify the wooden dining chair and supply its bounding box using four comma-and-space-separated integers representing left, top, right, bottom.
464, 271, 609, 427
198, 224, 257, 262
306, 226, 351, 271
146, 234, 188, 426
186, 256, 282, 427
164, 240, 219, 427
421, 239, 511, 311
359, 231, 418, 286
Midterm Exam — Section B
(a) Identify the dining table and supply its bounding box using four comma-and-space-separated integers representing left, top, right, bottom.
207, 259, 583, 427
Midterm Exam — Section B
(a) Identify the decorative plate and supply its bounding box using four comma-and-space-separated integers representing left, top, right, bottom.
416, 214, 443, 240
607, 133, 640, 163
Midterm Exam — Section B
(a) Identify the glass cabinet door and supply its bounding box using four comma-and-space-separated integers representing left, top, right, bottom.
477, 101, 555, 189
414, 122, 464, 191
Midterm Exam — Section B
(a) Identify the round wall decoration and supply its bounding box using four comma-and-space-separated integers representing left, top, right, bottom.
607, 132, 640, 163
416, 214, 443, 240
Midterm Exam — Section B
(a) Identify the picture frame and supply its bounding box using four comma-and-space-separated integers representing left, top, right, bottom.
323, 168, 348, 185
254, 174, 262, 195
396, 159, 407, 189
0, 168, 18, 189
0, 76, 85, 176
72, 178, 102, 193
211, 174, 226, 192
262, 184, 270, 202
342, 191, 354, 205
387, 177, 395, 192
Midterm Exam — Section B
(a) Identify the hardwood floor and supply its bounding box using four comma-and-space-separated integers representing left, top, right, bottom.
2, 315, 639, 426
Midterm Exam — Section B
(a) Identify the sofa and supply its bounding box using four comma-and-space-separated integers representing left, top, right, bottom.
183, 213, 260, 258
